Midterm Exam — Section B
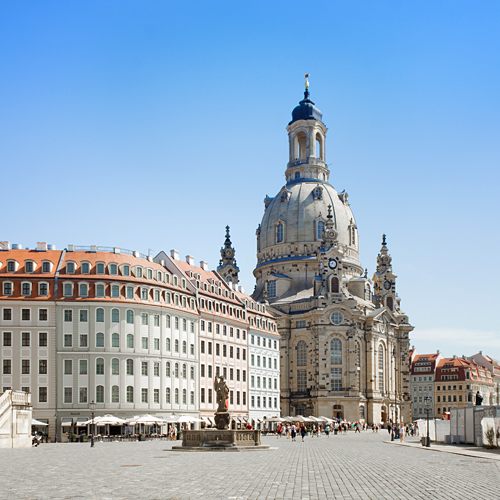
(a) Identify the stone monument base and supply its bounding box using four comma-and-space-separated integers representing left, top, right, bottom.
172, 429, 273, 452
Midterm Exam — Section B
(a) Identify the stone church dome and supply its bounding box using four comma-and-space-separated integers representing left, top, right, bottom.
253, 83, 362, 302
259, 182, 359, 261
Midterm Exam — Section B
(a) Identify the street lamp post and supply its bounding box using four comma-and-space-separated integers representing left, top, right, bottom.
391, 347, 397, 441
90, 400, 96, 448
424, 396, 431, 448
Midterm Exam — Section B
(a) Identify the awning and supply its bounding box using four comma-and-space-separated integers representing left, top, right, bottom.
76, 418, 88, 426
208, 417, 215, 425
201, 417, 211, 424
32, 418, 49, 426
61, 418, 73, 427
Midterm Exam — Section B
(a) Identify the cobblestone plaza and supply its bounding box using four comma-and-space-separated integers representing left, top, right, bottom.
1, 433, 499, 499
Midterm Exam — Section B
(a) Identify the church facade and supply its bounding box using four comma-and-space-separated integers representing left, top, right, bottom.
252, 80, 413, 424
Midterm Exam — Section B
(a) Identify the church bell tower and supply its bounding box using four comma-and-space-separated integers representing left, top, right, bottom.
217, 226, 240, 285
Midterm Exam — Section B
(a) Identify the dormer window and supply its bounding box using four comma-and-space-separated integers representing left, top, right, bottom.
25, 261, 34, 273
21, 282, 32, 296
66, 262, 75, 274
182, 279, 186, 289
7, 261, 17, 272
42, 261, 51, 273
157, 271, 162, 281
147, 269, 153, 280
39, 282, 49, 296
81, 262, 90, 274
109, 264, 118, 275
122, 265, 130, 276
96, 263, 105, 274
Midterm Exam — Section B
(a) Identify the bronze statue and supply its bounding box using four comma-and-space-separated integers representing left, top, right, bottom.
213, 375, 230, 430
214, 375, 229, 413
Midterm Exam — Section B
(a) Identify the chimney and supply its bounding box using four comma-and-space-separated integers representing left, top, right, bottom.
0, 241, 11, 250
479, 350, 482, 355
170, 249, 180, 261
453, 355, 457, 360
186, 255, 194, 266
200, 261, 208, 271
238, 285, 244, 293
437, 350, 440, 354
36, 242, 48, 251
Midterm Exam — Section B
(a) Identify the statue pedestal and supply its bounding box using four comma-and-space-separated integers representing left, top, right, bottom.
173, 429, 273, 451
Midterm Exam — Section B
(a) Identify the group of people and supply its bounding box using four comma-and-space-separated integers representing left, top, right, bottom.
272, 420, 419, 442
387, 422, 418, 441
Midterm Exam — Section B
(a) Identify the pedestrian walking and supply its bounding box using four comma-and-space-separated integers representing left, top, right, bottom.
291, 424, 296, 442
300, 424, 307, 442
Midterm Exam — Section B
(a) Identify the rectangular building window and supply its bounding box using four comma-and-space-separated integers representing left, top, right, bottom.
64, 387, 72, 404
38, 332, 48, 347
64, 310, 72, 322
141, 313, 148, 325
39, 387, 48, 403
22, 359, 30, 374
3, 332, 12, 346
331, 367, 342, 391
141, 388, 148, 403
22, 309, 30, 321
79, 360, 87, 375
21, 332, 30, 346
79, 387, 87, 403
141, 362, 148, 376
154, 389, 159, 403
3, 359, 11, 374
3, 308, 12, 320
39, 360, 48, 374
64, 359, 72, 375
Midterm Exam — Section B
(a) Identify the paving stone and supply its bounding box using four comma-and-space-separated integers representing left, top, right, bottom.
1, 433, 500, 499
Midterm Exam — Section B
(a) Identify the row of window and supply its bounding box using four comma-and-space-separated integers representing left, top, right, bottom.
62, 331, 195, 354
200, 364, 246, 382
2, 308, 48, 322
3, 359, 47, 375
61, 282, 195, 308
250, 375, 279, 390
63, 358, 195, 379
200, 388, 246, 406
250, 395, 278, 409
63, 308, 195, 332
3, 331, 47, 347
200, 321, 248, 338
200, 340, 246, 360
250, 335, 278, 349
64, 385, 194, 405
2, 260, 52, 273
0, 387, 48, 403
250, 354, 278, 369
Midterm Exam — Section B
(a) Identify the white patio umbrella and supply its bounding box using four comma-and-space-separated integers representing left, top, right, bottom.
32, 418, 48, 426
81, 414, 127, 425
173, 415, 204, 423
292, 415, 307, 422
127, 414, 167, 425
266, 417, 284, 423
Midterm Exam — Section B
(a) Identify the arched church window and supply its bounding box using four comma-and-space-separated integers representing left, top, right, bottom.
365, 286, 371, 302
296, 340, 307, 367
276, 223, 284, 243
351, 227, 356, 246
331, 277, 339, 293
378, 345, 384, 392
267, 280, 276, 298
330, 338, 342, 365
386, 296, 393, 311
317, 221, 325, 240
316, 139, 321, 159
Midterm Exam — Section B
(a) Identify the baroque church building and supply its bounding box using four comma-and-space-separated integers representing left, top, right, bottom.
252, 80, 414, 424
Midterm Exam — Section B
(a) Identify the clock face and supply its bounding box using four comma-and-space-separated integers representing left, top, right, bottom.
328, 259, 337, 270
225, 249, 233, 258
384, 281, 391, 290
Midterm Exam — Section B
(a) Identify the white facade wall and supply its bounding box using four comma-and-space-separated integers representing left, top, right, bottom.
248, 330, 280, 427
56, 302, 198, 439
411, 374, 435, 419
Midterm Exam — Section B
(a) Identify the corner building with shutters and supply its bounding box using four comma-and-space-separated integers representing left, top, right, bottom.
252, 83, 414, 424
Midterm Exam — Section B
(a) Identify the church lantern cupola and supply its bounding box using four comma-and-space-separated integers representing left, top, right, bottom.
286, 74, 329, 184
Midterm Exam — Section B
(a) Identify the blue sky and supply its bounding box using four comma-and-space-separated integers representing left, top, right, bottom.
1, 1, 499, 358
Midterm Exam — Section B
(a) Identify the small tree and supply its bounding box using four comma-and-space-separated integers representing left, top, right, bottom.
484, 425, 496, 449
